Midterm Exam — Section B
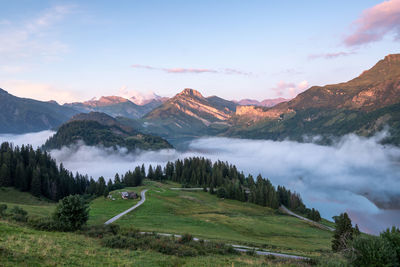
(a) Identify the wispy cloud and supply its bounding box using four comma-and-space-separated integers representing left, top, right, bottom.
344, 0, 400, 46
271, 80, 309, 98
0, 5, 74, 62
308, 51, 356, 60
131, 64, 251, 75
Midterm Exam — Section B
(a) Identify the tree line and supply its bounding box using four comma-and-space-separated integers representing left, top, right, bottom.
143, 157, 320, 220
0, 142, 116, 201
0, 142, 320, 221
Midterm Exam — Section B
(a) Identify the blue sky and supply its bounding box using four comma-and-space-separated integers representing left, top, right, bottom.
0, 0, 399, 103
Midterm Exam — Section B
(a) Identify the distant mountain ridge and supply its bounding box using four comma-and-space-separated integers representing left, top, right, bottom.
64, 95, 165, 119
0, 88, 79, 134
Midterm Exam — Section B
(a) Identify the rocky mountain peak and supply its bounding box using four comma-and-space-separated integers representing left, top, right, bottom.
384, 54, 400, 63
179, 88, 203, 98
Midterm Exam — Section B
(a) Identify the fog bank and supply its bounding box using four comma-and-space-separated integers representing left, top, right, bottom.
0, 130, 54, 149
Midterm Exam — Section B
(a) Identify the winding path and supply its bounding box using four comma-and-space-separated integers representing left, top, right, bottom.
104, 189, 148, 225
279, 205, 335, 232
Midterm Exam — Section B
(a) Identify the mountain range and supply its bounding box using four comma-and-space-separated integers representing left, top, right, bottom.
1, 54, 400, 147
64, 95, 166, 119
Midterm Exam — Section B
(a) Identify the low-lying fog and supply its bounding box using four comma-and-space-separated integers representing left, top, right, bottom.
1, 130, 399, 235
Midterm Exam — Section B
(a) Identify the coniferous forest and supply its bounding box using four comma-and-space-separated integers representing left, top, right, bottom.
0, 142, 320, 221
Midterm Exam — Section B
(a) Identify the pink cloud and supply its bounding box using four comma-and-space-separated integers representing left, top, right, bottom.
272, 80, 309, 98
308, 51, 355, 60
345, 0, 400, 46
131, 64, 250, 75
165, 68, 217, 74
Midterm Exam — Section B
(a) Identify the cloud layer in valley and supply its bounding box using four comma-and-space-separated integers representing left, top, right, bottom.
0, 130, 399, 234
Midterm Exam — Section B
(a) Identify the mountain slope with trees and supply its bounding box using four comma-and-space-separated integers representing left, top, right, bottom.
43, 112, 173, 151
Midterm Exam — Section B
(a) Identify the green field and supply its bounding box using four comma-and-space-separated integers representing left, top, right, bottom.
88, 188, 140, 225
0, 187, 56, 218
2, 219, 310, 267
98, 180, 334, 257
0, 182, 335, 265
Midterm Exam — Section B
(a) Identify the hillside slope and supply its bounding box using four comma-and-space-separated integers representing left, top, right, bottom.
0, 89, 78, 133
226, 54, 400, 144
43, 112, 173, 151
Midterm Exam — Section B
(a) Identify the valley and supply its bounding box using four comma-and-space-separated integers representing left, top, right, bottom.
2, 1, 400, 265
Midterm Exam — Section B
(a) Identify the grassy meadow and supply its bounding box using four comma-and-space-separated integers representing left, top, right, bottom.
0, 181, 336, 265
0, 187, 56, 218
106, 180, 333, 257
0, 220, 318, 267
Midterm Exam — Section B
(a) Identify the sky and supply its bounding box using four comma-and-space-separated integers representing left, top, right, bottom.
0, 0, 399, 103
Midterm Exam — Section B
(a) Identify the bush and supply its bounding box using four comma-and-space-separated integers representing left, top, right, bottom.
0, 204, 7, 217
82, 224, 120, 238
347, 235, 398, 267
27, 216, 64, 231
381, 226, 400, 264
179, 233, 193, 244
101, 233, 237, 257
10, 206, 28, 222
216, 188, 226, 198
53, 195, 89, 231
102, 235, 133, 249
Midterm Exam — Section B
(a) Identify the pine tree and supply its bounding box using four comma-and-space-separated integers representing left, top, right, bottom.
97, 176, 106, 196
0, 163, 10, 186
332, 212, 353, 252
30, 167, 41, 197
114, 173, 121, 184
147, 165, 154, 180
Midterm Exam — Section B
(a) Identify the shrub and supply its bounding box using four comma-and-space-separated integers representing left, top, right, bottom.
216, 188, 226, 198
102, 235, 133, 249
179, 233, 193, 244
0, 204, 7, 217
10, 206, 28, 222
27, 216, 64, 231
246, 249, 256, 256
347, 235, 398, 267
380, 226, 400, 264
53, 195, 89, 231
101, 233, 237, 257
83, 224, 120, 238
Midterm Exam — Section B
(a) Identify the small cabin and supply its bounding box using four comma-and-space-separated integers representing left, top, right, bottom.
121, 191, 138, 199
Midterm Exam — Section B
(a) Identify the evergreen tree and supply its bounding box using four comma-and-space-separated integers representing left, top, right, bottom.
114, 173, 121, 184
30, 167, 41, 197
0, 163, 10, 186
97, 176, 106, 196
140, 164, 146, 177
147, 165, 154, 180
332, 212, 353, 252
